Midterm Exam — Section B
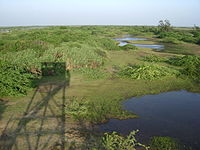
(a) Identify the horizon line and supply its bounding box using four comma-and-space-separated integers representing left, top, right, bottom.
0, 24, 196, 28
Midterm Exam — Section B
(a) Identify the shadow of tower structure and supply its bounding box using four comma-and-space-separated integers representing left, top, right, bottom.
0, 62, 70, 150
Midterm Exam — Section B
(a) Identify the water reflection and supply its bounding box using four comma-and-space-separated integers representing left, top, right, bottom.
115, 36, 164, 50
99, 90, 200, 149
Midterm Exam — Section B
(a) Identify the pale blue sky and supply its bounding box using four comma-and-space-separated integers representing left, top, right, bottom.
0, 0, 200, 27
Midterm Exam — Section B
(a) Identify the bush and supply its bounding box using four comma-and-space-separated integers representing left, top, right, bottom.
168, 55, 200, 80
195, 36, 200, 45
161, 37, 182, 44
96, 38, 121, 51
0, 61, 35, 96
150, 136, 182, 150
181, 33, 196, 43
118, 64, 179, 80
168, 55, 200, 67
158, 31, 196, 44
102, 130, 149, 150
158, 32, 182, 40
142, 55, 167, 62
65, 97, 90, 120
120, 44, 138, 50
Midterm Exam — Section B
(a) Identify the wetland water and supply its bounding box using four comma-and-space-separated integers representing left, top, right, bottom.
99, 90, 200, 149
115, 36, 164, 50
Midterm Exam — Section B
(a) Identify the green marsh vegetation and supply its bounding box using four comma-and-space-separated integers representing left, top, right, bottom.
0, 25, 200, 149
150, 136, 187, 150
117, 64, 180, 80
102, 130, 149, 150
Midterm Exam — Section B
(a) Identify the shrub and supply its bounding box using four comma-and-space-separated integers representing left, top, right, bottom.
120, 44, 138, 50
158, 32, 182, 40
168, 55, 200, 67
0, 61, 35, 96
161, 37, 182, 44
168, 55, 200, 80
65, 97, 90, 121
142, 55, 167, 62
181, 33, 195, 43
117, 64, 179, 80
96, 38, 121, 51
150, 136, 182, 150
196, 37, 200, 45
158, 31, 196, 44
102, 130, 149, 150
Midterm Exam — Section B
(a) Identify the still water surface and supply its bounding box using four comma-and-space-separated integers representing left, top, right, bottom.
99, 90, 200, 149
115, 36, 164, 50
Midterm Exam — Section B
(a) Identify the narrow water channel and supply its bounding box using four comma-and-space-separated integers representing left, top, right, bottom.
115, 35, 164, 50
99, 90, 200, 149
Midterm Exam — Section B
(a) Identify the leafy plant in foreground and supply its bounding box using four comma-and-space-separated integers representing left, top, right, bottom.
102, 130, 149, 150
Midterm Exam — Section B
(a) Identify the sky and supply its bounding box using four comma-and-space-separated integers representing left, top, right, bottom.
0, 0, 200, 27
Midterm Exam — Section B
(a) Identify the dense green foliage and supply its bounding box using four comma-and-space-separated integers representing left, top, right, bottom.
168, 55, 200, 66
160, 37, 183, 44
158, 31, 196, 44
0, 61, 35, 96
0, 26, 123, 96
155, 21, 200, 45
118, 64, 179, 80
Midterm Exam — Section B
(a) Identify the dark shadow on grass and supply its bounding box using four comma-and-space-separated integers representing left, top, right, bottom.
0, 100, 8, 120
0, 62, 70, 150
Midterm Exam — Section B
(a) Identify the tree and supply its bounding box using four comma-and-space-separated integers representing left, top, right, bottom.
158, 20, 172, 32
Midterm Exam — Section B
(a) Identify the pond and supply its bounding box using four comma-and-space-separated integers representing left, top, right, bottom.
115, 35, 164, 50
99, 90, 200, 149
